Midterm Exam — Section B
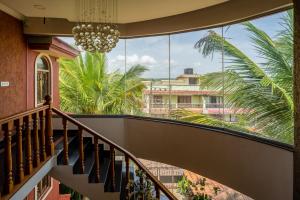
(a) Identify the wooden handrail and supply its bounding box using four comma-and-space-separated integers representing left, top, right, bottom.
0, 97, 53, 199
0, 105, 49, 125
52, 107, 177, 200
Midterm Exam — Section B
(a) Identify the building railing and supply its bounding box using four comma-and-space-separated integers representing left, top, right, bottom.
53, 107, 176, 199
0, 96, 54, 199
0, 96, 176, 200
149, 103, 223, 109
205, 103, 223, 108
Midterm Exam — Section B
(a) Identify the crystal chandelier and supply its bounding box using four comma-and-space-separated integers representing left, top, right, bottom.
72, 0, 120, 53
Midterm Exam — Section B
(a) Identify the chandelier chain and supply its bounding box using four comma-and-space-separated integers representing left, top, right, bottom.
73, 0, 120, 53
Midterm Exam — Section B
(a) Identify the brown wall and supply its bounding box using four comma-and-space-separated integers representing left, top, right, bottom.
0, 11, 61, 119
0, 11, 27, 118
53, 116, 293, 200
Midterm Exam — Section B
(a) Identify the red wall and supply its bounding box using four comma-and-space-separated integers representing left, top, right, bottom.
0, 11, 27, 118
0, 11, 60, 119
26, 179, 70, 200
51, 57, 60, 108
26, 51, 60, 109
44, 179, 61, 200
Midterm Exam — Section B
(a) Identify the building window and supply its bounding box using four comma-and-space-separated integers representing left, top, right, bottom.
153, 95, 163, 104
178, 96, 191, 104
209, 96, 217, 104
189, 77, 198, 85
36, 56, 51, 105
37, 175, 52, 199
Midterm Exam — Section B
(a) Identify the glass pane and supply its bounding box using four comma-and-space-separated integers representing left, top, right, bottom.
36, 57, 49, 70
37, 71, 49, 104
223, 10, 293, 144
59, 38, 127, 114
37, 175, 51, 199
125, 36, 169, 117
170, 28, 224, 128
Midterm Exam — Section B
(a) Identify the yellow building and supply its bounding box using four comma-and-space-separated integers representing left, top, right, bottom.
142, 68, 238, 121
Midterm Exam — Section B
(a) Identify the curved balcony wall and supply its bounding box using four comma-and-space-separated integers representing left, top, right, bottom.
52, 115, 293, 200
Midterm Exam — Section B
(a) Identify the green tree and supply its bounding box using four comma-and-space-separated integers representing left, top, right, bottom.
172, 11, 293, 143
59, 52, 147, 114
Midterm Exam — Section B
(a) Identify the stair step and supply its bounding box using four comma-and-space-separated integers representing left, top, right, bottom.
70, 138, 92, 167
73, 142, 95, 175
56, 136, 77, 155
120, 165, 135, 200
89, 149, 111, 183
105, 160, 123, 193
57, 137, 91, 167
56, 135, 78, 165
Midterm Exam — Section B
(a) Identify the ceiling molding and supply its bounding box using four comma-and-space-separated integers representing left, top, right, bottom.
0, 2, 24, 20
23, 0, 293, 38
0, 0, 228, 23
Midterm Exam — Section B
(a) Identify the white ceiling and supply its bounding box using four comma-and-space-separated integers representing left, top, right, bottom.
0, 0, 228, 23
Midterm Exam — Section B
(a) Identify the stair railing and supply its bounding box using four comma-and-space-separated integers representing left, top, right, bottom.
0, 96, 54, 199
52, 107, 177, 200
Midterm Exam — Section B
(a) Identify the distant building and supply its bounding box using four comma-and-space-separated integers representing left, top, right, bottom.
140, 159, 183, 192
142, 68, 238, 122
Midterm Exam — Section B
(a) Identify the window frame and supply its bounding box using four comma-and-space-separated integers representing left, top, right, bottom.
34, 54, 53, 107
36, 175, 53, 200
177, 96, 192, 104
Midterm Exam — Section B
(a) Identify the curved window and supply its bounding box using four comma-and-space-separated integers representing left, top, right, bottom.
36, 56, 51, 105
58, 9, 293, 144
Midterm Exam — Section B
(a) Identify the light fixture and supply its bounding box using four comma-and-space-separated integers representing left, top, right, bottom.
33, 4, 46, 10
72, 0, 120, 53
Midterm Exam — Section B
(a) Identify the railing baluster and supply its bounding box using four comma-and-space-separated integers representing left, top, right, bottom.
125, 155, 130, 198
139, 169, 144, 200
39, 110, 46, 161
3, 121, 14, 194
63, 118, 69, 165
110, 146, 116, 192
78, 127, 84, 173
33, 113, 40, 167
94, 136, 100, 183
44, 95, 54, 156
15, 118, 24, 183
155, 184, 160, 200
24, 115, 33, 175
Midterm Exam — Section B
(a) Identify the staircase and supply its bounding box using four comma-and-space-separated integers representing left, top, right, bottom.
50, 130, 121, 199
0, 96, 176, 200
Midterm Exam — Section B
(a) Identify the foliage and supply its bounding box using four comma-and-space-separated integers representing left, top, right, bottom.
173, 10, 294, 143
127, 169, 156, 200
177, 176, 193, 197
59, 52, 147, 115
59, 183, 82, 200
193, 193, 212, 200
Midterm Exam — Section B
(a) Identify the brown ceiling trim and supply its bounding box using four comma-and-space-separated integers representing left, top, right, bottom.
23, 0, 293, 38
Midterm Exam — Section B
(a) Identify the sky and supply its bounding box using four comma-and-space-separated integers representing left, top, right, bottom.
59, 10, 288, 79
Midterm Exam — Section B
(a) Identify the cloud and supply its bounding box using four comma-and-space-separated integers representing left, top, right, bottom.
140, 55, 157, 65
111, 54, 157, 66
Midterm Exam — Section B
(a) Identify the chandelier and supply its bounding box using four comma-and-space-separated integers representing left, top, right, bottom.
72, 0, 120, 53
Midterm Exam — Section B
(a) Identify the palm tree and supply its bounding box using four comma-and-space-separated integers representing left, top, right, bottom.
59, 52, 147, 115
172, 11, 293, 143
